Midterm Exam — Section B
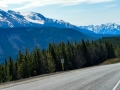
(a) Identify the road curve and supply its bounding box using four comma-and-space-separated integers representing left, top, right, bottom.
0, 63, 120, 90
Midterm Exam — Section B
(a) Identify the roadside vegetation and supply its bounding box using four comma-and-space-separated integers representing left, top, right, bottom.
101, 36, 120, 64
101, 58, 120, 65
0, 36, 120, 83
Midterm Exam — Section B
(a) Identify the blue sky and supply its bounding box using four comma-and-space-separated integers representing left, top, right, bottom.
0, 0, 120, 26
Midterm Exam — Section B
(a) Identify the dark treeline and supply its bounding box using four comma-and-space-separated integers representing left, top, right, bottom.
0, 39, 116, 83
101, 36, 120, 48
100, 36, 120, 58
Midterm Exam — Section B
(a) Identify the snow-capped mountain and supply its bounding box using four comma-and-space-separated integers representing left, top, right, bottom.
0, 9, 94, 35
0, 9, 120, 63
0, 9, 120, 35
0, 9, 76, 28
79, 23, 120, 34
0, 9, 95, 63
0, 10, 31, 28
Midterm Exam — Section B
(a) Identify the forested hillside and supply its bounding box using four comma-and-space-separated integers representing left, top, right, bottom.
0, 39, 116, 83
101, 36, 120, 47
0, 27, 93, 63
101, 36, 120, 58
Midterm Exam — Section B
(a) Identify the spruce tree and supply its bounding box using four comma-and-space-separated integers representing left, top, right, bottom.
8, 56, 14, 80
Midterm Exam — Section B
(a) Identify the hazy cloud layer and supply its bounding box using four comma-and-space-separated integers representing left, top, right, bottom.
0, 0, 115, 10
104, 4, 117, 8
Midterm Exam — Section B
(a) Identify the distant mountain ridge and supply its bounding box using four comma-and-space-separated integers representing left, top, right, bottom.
0, 9, 95, 35
0, 9, 120, 35
79, 23, 120, 34
0, 9, 76, 28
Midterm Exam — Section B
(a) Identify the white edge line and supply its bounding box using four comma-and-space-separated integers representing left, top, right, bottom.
113, 80, 120, 90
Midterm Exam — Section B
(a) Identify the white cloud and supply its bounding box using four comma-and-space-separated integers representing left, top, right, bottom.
0, 0, 33, 8
0, 0, 115, 10
0, 0, 29, 5
0, 3, 7, 8
88, 0, 114, 3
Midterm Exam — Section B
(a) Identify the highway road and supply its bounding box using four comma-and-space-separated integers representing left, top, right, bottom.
0, 63, 120, 90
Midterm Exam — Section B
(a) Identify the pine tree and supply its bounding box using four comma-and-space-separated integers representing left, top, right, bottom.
48, 43, 57, 71
115, 45, 120, 58
81, 39, 91, 67
104, 41, 115, 59
0, 65, 6, 83
14, 61, 19, 79
65, 41, 74, 70
4, 58, 9, 82
8, 56, 14, 80
47, 52, 56, 73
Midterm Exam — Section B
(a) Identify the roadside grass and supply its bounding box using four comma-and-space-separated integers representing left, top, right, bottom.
101, 58, 120, 65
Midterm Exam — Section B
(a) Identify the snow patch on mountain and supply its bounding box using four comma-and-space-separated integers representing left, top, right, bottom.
20, 12, 45, 24
7, 20, 14, 28
0, 9, 79, 30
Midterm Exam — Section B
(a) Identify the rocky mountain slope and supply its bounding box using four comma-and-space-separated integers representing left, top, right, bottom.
0, 27, 93, 63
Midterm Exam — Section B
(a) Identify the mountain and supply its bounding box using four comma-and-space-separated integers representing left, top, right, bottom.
0, 9, 95, 35
0, 9, 120, 35
79, 23, 120, 34
0, 9, 120, 63
0, 27, 93, 63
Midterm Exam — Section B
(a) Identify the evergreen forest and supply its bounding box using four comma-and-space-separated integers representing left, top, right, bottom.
0, 38, 120, 83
